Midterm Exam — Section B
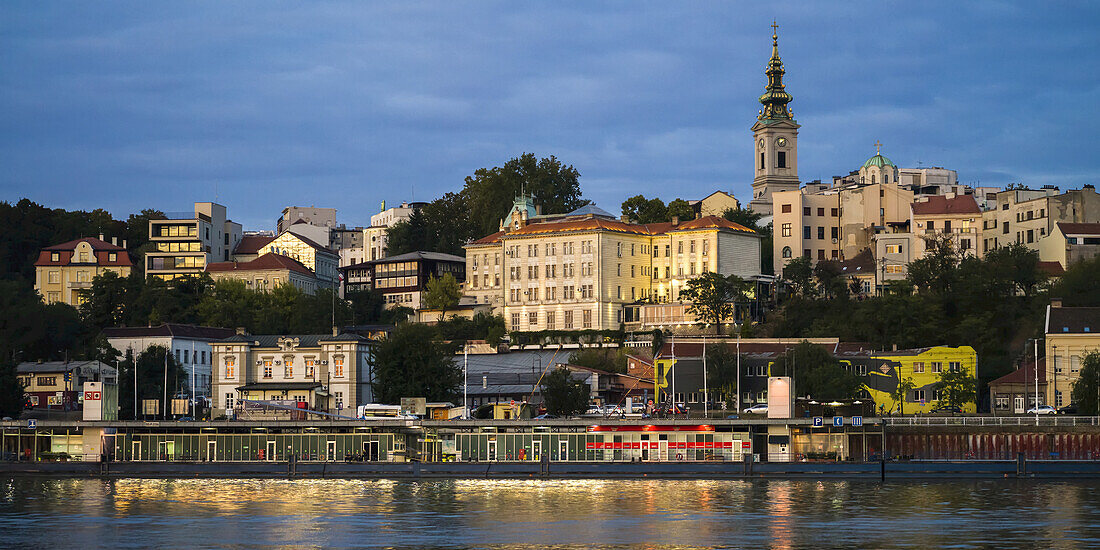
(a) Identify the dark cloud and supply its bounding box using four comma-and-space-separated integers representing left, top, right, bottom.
1, 1, 1098, 230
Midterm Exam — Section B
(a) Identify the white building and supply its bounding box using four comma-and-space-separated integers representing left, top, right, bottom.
365, 201, 427, 261
102, 324, 237, 398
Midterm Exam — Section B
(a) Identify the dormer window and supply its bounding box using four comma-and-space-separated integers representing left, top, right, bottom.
51, 252, 59, 262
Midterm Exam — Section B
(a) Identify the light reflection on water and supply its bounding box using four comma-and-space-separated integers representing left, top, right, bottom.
2, 477, 1099, 549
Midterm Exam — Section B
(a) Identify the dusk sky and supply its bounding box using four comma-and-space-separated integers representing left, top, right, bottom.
1, 2, 1098, 231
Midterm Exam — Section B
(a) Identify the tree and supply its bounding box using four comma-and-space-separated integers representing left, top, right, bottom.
117, 345, 185, 419
782, 256, 815, 297
424, 273, 462, 319
667, 198, 694, 222
0, 356, 24, 419
705, 345, 740, 409
540, 367, 590, 416
621, 195, 668, 224
891, 376, 916, 415
933, 368, 977, 411
1052, 255, 1100, 307
1072, 352, 1100, 415
384, 210, 431, 257
680, 272, 752, 334
769, 341, 863, 401
462, 153, 587, 238
908, 234, 961, 297
722, 206, 763, 232
568, 348, 627, 374
371, 323, 461, 404
813, 260, 849, 300
80, 270, 131, 329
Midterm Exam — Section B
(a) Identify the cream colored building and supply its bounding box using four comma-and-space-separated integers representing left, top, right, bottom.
1045, 301, 1100, 409
206, 252, 320, 294
364, 201, 426, 261
466, 201, 762, 332
1038, 222, 1100, 270
690, 191, 741, 217
910, 193, 983, 258
147, 202, 242, 281
211, 332, 376, 418
34, 236, 132, 306
277, 206, 336, 234
772, 188, 839, 274
981, 186, 1100, 254
258, 231, 339, 289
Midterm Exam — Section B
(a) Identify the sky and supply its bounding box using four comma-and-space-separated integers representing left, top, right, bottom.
1, 2, 1098, 231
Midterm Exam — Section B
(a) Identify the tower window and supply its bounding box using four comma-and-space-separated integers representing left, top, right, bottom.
760, 152, 765, 169
777, 152, 787, 169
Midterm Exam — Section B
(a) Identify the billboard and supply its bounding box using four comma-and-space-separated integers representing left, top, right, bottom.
767, 377, 792, 419
400, 397, 427, 416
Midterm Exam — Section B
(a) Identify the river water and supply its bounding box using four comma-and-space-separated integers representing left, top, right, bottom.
2, 477, 1098, 548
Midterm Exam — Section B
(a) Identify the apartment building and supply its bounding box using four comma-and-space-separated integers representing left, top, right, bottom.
277, 206, 336, 234
466, 201, 762, 332
981, 186, 1100, 254
1044, 300, 1100, 409
210, 331, 377, 418
364, 201, 427, 261
772, 188, 839, 274
34, 236, 132, 306
338, 251, 466, 308
257, 231, 340, 289
910, 194, 983, 258
146, 202, 242, 281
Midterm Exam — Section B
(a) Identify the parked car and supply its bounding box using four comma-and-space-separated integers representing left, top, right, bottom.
1026, 405, 1057, 415
1058, 404, 1078, 415
742, 404, 768, 415
533, 414, 559, 420
929, 406, 962, 414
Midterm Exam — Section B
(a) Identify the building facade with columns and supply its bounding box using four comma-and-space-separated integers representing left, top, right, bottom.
34, 236, 132, 307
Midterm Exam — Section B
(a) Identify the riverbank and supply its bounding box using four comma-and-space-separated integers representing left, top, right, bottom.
5, 457, 1100, 479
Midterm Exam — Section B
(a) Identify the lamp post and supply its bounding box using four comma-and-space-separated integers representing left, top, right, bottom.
463, 344, 468, 419
1052, 344, 1058, 410
1033, 338, 1040, 426
702, 334, 708, 418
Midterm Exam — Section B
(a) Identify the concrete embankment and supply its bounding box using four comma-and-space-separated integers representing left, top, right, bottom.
4, 459, 1099, 480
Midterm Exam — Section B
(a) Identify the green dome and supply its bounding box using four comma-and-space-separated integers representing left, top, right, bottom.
862, 153, 895, 169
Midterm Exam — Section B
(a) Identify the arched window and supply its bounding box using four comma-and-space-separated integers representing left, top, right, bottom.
782, 246, 792, 259
871, 174, 876, 184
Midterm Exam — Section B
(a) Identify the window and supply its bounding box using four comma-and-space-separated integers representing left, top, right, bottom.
226, 393, 234, 410
702, 241, 708, 256
284, 359, 293, 378
781, 204, 792, 214
818, 249, 825, 260
335, 392, 344, 410
690, 241, 696, 254
781, 223, 792, 237
547, 312, 555, 330
528, 312, 538, 326
51, 252, 60, 262
817, 208, 825, 216
803, 207, 811, 216
817, 227, 825, 240
831, 227, 838, 239
831, 208, 838, 216
582, 310, 592, 328
511, 313, 520, 328
48, 271, 59, 284
803, 226, 811, 239
37, 377, 57, 387
913, 362, 924, 373
677, 242, 683, 254
760, 152, 765, 169
109, 252, 117, 262
306, 359, 315, 378
777, 151, 787, 168
333, 357, 344, 377
184, 350, 190, 364
263, 360, 272, 378
564, 311, 574, 329
995, 395, 1009, 410
782, 246, 792, 258
931, 362, 943, 374
885, 244, 902, 254
914, 389, 926, 402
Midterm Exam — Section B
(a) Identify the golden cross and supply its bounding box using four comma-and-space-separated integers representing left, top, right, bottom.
874, 140, 882, 154
771, 21, 779, 35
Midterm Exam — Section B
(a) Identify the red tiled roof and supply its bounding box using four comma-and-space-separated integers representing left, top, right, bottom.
206, 253, 316, 276
481, 215, 754, 242
1038, 261, 1065, 276
234, 235, 274, 255
102, 323, 236, 340
911, 195, 981, 216
34, 237, 133, 267
1058, 222, 1100, 236
989, 358, 1046, 387
470, 231, 505, 245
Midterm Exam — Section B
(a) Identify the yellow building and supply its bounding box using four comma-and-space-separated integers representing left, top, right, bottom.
258, 231, 340, 289
863, 346, 978, 414
34, 237, 133, 306
1045, 300, 1100, 409
206, 252, 320, 294
465, 198, 762, 332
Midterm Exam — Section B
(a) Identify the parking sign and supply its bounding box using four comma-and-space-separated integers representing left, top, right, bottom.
812, 416, 823, 427
833, 416, 844, 427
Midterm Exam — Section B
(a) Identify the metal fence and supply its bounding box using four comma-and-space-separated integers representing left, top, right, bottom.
885, 416, 1100, 427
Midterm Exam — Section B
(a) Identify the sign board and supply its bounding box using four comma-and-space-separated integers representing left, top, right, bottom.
741, 441, 752, 450
27, 419, 36, 429
142, 399, 160, 415
766, 377, 793, 419
171, 398, 189, 415
812, 416, 823, 427
833, 416, 844, 427
48, 396, 62, 406
400, 397, 427, 416
852, 416, 863, 427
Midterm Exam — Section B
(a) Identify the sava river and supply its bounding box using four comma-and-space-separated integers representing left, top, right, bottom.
2, 477, 1099, 548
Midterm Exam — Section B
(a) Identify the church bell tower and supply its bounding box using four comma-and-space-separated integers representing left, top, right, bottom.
749, 22, 800, 216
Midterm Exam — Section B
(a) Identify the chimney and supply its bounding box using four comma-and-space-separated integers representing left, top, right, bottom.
892, 343, 898, 352
696, 212, 702, 220
332, 326, 339, 336
1051, 298, 1063, 308
235, 327, 247, 335
482, 375, 488, 389
98, 233, 104, 241
671, 216, 680, 226
122, 239, 127, 249
111, 237, 118, 246
535, 204, 542, 215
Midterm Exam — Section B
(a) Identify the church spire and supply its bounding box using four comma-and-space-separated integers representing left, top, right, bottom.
758, 21, 794, 124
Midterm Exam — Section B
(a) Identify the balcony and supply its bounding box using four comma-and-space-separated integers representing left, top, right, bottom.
68, 281, 92, 289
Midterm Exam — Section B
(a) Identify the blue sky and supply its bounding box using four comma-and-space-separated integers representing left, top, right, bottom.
1, 2, 1098, 231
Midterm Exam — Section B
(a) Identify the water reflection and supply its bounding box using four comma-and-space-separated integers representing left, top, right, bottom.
2, 477, 1100, 548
